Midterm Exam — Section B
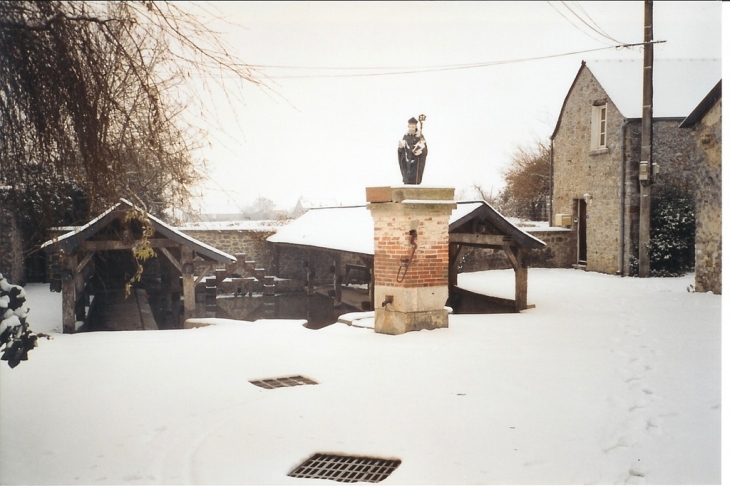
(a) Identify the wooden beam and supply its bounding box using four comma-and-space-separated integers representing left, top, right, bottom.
450, 233, 513, 246
501, 245, 519, 270
75, 252, 94, 274
158, 246, 182, 273
80, 239, 180, 251
195, 265, 213, 285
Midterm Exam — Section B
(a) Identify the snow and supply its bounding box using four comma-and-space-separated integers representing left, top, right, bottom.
267, 205, 376, 255
586, 59, 721, 119
178, 220, 288, 231
269, 201, 546, 255
0, 269, 720, 484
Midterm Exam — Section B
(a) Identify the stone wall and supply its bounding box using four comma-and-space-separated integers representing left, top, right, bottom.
274, 245, 370, 286
179, 228, 276, 271
459, 228, 574, 273
179, 227, 370, 287
690, 98, 722, 294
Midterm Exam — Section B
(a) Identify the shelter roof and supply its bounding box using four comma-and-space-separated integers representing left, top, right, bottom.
41, 199, 236, 263
267, 201, 545, 255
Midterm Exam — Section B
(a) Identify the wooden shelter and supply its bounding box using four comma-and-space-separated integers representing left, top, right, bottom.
448, 201, 546, 311
267, 201, 546, 312
41, 199, 236, 333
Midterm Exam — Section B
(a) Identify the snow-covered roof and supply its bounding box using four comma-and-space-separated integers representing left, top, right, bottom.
41, 199, 236, 263
268, 201, 545, 255
268, 206, 375, 255
586, 59, 721, 119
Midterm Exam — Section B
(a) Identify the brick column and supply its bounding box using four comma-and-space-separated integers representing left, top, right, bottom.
366, 186, 456, 335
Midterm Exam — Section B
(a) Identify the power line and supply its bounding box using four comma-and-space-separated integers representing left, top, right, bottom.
571, 1, 623, 43
248, 43, 648, 80
547, 1, 612, 46
560, 1, 627, 45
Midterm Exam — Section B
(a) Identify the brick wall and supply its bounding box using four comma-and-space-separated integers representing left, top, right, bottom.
370, 203, 452, 288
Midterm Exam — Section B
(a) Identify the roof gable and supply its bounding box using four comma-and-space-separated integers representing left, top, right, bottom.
41, 199, 236, 263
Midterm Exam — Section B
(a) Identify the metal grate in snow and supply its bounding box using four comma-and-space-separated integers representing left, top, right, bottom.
288, 453, 401, 483
249, 375, 317, 389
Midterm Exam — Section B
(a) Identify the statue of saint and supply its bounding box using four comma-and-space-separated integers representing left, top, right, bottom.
398, 115, 427, 184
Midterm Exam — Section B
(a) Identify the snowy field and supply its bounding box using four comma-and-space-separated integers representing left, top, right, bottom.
0, 269, 721, 484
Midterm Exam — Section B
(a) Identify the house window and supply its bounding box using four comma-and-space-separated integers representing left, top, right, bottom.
591, 103, 607, 150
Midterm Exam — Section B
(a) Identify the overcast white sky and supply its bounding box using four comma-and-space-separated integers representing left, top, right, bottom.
186, 1, 723, 214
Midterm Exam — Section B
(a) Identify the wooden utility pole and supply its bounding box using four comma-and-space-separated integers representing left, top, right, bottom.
638, 0, 654, 277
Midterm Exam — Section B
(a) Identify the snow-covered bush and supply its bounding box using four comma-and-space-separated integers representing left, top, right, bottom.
648, 185, 695, 277
0, 273, 46, 368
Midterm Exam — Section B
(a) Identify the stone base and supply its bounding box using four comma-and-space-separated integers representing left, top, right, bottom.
374, 308, 449, 335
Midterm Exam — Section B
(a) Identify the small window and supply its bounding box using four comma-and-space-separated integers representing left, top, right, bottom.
591, 104, 608, 150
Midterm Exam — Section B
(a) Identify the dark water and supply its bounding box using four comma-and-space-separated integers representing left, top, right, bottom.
197, 293, 359, 329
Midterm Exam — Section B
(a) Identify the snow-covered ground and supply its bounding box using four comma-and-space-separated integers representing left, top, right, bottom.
0, 269, 720, 484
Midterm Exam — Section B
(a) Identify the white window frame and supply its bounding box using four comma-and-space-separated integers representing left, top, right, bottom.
590, 103, 608, 151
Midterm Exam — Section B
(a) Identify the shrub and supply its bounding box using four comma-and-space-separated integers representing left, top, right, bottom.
648, 185, 695, 277
0, 273, 48, 368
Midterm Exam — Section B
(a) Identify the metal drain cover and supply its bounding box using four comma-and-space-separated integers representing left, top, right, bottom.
288, 453, 401, 483
249, 375, 317, 389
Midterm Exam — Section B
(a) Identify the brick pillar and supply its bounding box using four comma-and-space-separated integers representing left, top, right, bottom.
366, 186, 456, 335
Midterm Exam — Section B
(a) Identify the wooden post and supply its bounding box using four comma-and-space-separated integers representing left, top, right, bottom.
333, 253, 342, 307
448, 243, 465, 289
502, 245, 528, 312
181, 246, 195, 318
61, 253, 77, 333
514, 249, 528, 312
638, 0, 654, 277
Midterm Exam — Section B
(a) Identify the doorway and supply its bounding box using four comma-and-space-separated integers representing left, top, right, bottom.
577, 199, 587, 265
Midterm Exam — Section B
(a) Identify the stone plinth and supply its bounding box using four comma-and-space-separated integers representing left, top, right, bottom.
366, 186, 456, 335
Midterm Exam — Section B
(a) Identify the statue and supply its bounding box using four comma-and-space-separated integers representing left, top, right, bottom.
398, 115, 427, 184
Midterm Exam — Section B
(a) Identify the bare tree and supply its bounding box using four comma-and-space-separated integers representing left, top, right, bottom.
0, 1, 263, 247
499, 140, 550, 221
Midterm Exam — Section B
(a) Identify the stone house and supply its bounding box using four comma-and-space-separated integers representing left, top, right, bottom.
550, 59, 720, 275
679, 81, 722, 294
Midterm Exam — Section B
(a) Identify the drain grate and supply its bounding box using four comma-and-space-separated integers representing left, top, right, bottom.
249, 375, 317, 389
288, 453, 401, 483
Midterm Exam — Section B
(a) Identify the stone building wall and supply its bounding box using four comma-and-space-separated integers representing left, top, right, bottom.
690, 99, 722, 294
551, 67, 625, 274
552, 65, 705, 276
